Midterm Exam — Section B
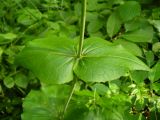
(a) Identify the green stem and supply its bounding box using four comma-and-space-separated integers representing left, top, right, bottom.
77, 0, 87, 58
61, 79, 77, 119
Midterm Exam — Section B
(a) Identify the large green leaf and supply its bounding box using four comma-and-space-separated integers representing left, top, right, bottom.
21, 85, 71, 120
16, 36, 149, 84
22, 85, 130, 120
74, 38, 149, 82
16, 36, 76, 84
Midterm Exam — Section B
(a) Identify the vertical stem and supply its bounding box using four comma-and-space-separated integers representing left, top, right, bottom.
77, 0, 87, 58
61, 78, 77, 119
61, 0, 87, 119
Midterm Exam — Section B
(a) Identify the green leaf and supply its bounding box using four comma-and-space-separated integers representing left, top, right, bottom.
0, 33, 17, 45
151, 83, 160, 93
4, 76, 14, 88
124, 18, 150, 32
74, 38, 149, 82
22, 85, 127, 120
87, 19, 103, 34
117, 1, 141, 22
91, 83, 109, 95
113, 39, 142, 57
152, 42, 160, 53
149, 61, 160, 82
107, 12, 122, 38
21, 85, 71, 120
87, 0, 99, 11
121, 26, 153, 42
149, 20, 160, 32
14, 73, 29, 88
145, 51, 155, 67
17, 7, 42, 26
16, 36, 149, 84
16, 36, 76, 84
130, 71, 148, 84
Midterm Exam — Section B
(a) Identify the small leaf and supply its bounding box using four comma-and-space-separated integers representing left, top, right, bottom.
151, 83, 160, 93
17, 7, 42, 26
124, 18, 149, 32
4, 76, 14, 88
0, 33, 17, 45
0, 33, 17, 40
121, 26, 153, 43
145, 51, 155, 67
14, 73, 28, 88
107, 12, 122, 38
117, 1, 141, 22
91, 83, 109, 95
130, 71, 148, 84
149, 61, 160, 82
149, 20, 160, 32
87, 19, 103, 34
152, 42, 160, 53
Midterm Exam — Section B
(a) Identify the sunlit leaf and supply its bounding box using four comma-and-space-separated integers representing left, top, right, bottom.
16, 36, 76, 84
74, 38, 149, 82
16, 36, 149, 84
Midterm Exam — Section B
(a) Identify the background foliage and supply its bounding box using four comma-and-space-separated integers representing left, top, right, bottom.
0, 0, 160, 120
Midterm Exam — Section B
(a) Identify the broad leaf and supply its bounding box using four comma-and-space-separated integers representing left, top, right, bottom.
22, 85, 129, 120
107, 12, 122, 38
113, 39, 142, 57
21, 85, 71, 120
74, 38, 149, 82
117, 1, 141, 22
16, 36, 149, 84
16, 36, 76, 84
